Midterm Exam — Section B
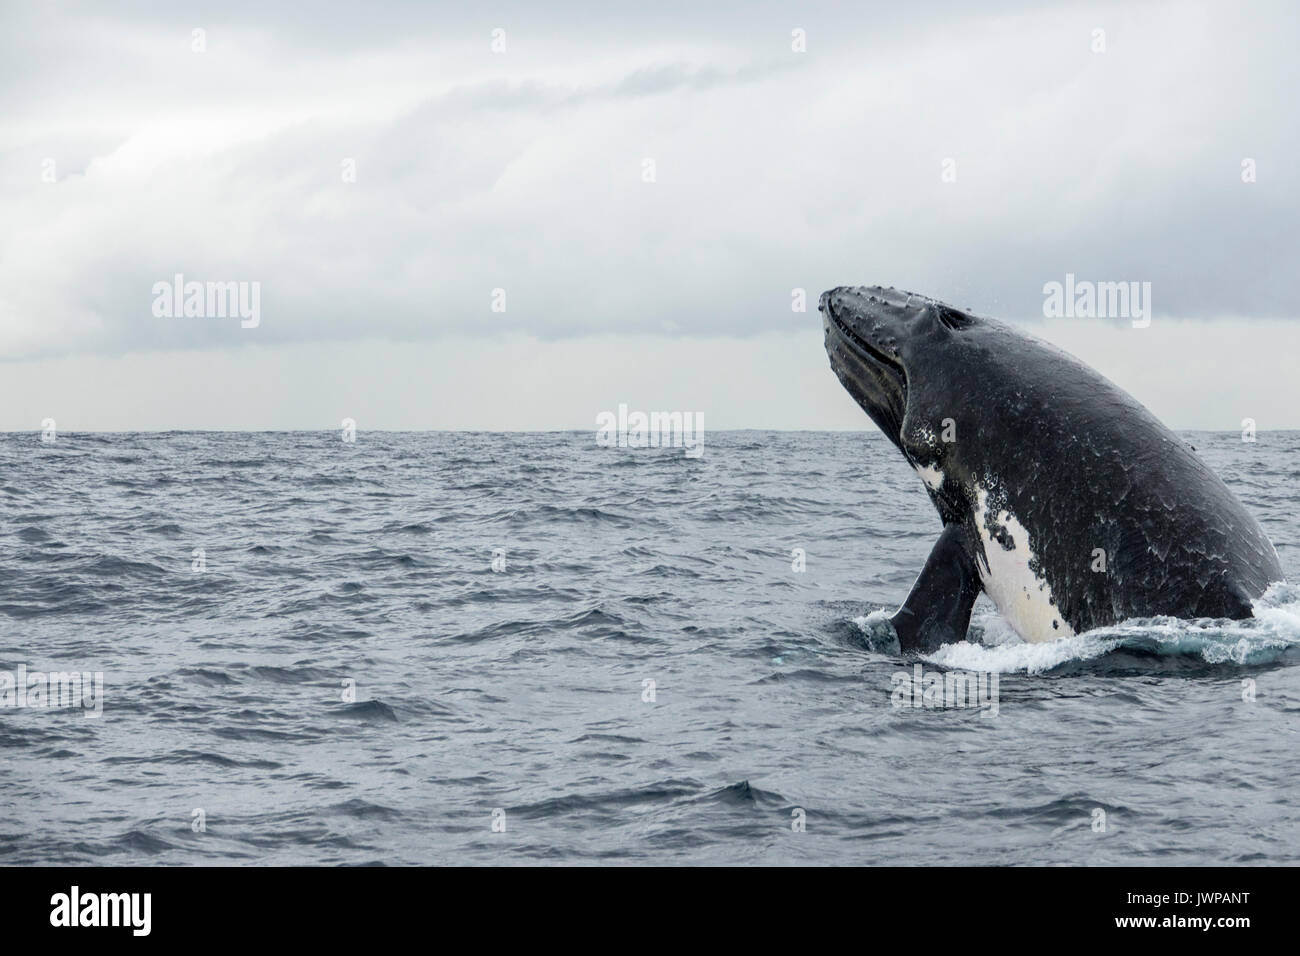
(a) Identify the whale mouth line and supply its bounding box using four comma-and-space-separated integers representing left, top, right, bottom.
824, 302, 908, 448
827, 308, 905, 380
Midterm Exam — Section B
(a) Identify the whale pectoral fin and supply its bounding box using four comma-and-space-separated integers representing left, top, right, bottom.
891, 523, 981, 652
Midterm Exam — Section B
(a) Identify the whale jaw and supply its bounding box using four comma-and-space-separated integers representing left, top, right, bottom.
819, 291, 908, 450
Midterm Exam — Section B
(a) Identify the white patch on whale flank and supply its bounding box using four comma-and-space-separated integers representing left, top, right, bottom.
972, 487, 1074, 643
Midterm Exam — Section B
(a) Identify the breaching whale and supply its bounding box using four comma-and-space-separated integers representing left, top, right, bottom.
820, 285, 1284, 652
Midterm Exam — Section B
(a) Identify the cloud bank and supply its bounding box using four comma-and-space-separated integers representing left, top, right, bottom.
0, 1, 1295, 427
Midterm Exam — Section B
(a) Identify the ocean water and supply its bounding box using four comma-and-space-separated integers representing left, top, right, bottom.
1, 429, 1298, 866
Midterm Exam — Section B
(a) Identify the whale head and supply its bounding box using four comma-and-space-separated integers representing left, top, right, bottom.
819, 285, 976, 455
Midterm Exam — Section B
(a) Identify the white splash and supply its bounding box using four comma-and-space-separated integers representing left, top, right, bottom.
852, 583, 1300, 675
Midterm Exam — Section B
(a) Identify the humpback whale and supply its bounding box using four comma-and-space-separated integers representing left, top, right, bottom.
820, 285, 1284, 652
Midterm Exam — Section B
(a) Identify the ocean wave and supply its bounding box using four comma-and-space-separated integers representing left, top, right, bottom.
3, 429, 1297, 865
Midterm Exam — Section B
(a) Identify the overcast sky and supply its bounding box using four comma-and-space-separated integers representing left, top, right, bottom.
1, 0, 1296, 430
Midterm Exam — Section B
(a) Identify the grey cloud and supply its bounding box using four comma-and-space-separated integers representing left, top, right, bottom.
1, 0, 1297, 364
